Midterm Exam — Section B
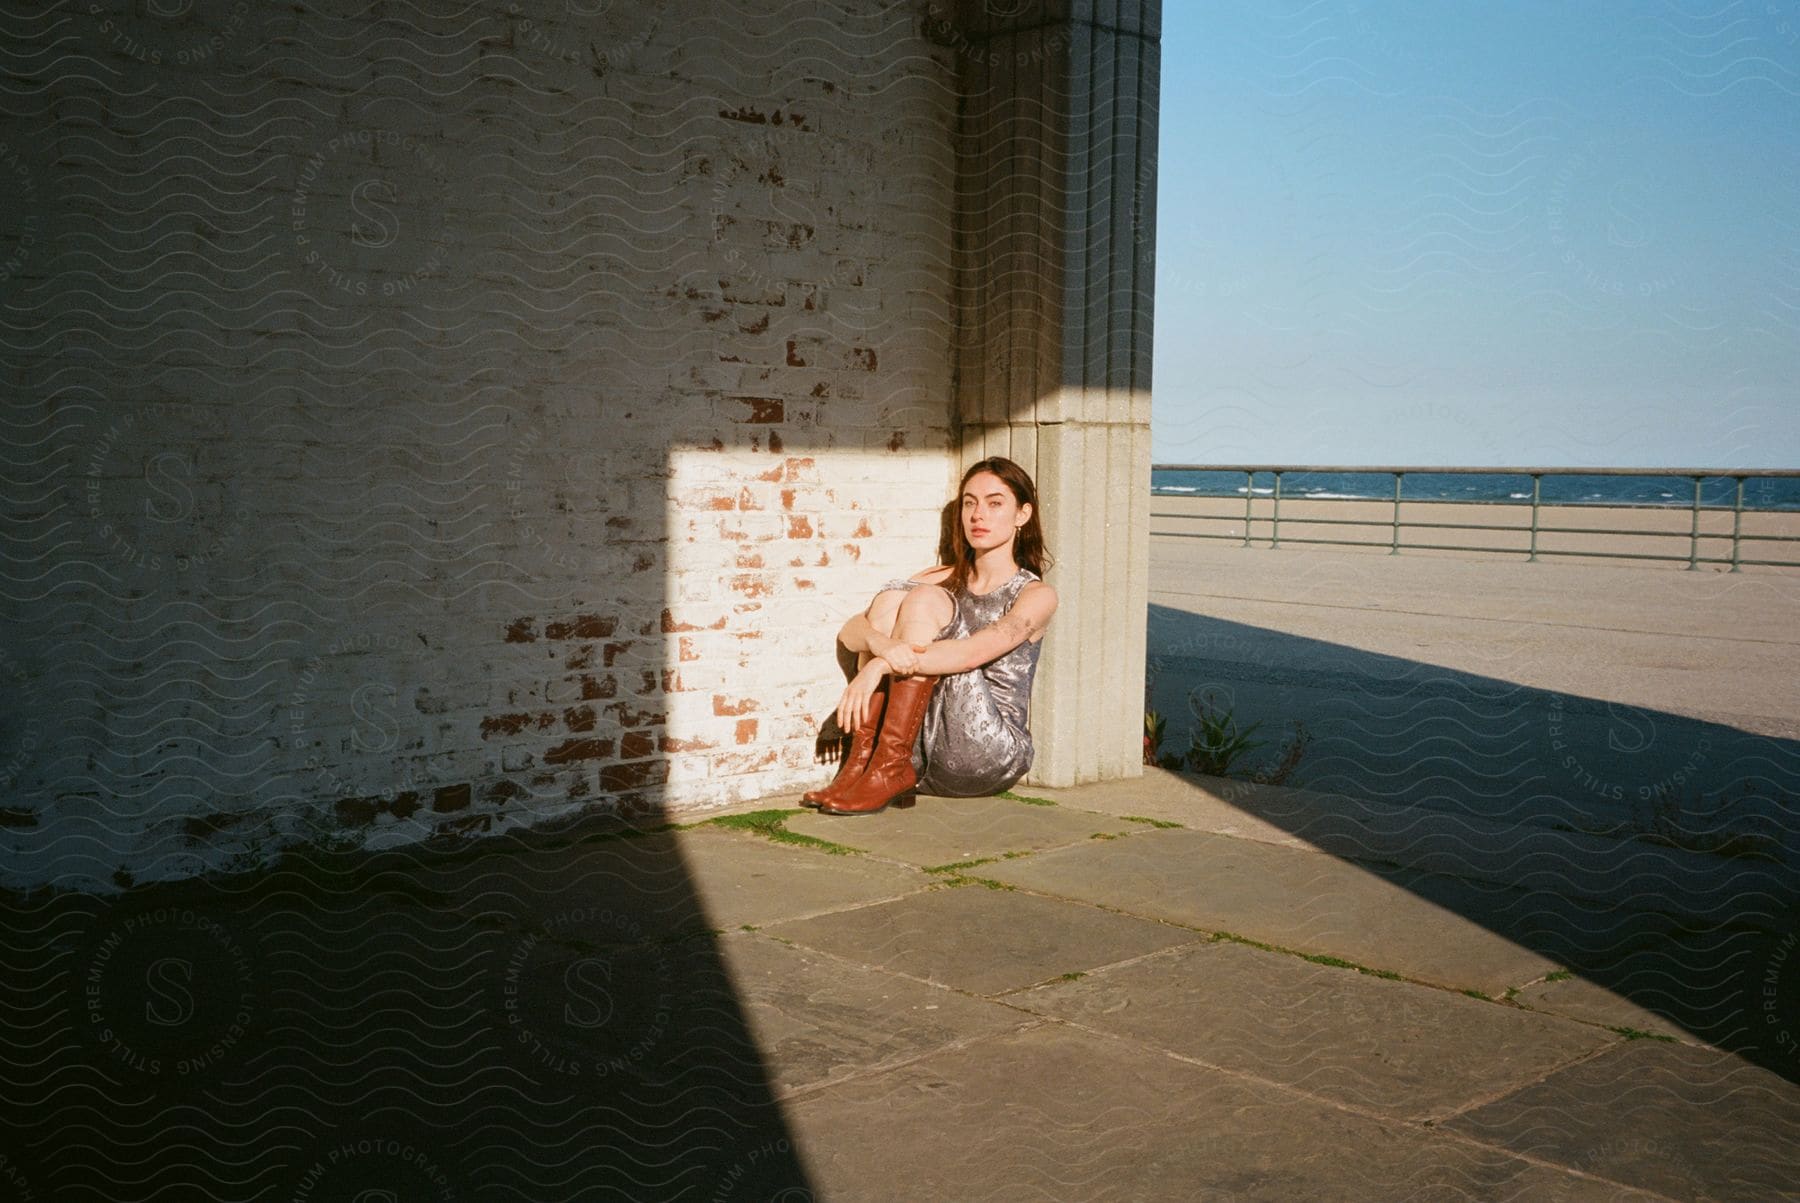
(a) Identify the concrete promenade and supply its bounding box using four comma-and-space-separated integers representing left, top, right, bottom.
5, 542, 1797, 1200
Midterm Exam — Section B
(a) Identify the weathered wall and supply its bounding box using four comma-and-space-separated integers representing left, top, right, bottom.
0, 0, 960, 892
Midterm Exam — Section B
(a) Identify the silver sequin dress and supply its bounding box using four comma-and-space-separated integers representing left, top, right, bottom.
881, 568, 1044, 797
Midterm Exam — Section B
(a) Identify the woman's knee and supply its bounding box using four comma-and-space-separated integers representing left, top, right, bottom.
896, 583, 953, 630
865, 587, 909, 635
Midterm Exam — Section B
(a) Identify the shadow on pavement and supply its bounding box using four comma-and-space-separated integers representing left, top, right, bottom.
1146, 601, 1800, 1084
0, 813, 811, 1199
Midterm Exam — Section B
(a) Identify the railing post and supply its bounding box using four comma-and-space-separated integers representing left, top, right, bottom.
1527, 473, 1541, 562
1271, 470, 1282, 549
1243, 470, 1252, 548
1730, 476, 1745, 573
1390, 472, 1403, 555
1687, 475, 1703, 570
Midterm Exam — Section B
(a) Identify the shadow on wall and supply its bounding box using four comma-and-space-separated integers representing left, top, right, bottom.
1145, 602, 1800, 1083
0, 0, 1022, 1194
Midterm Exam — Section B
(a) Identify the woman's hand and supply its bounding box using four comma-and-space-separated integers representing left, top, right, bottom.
836, 661, 889, 733
881, 640, 930, 677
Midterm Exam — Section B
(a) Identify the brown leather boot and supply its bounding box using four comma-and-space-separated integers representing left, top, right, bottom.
800, 680, 888, 808
819, 674, 936, 815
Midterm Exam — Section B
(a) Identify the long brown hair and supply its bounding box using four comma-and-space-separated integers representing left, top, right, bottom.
940, 457, 1051, 596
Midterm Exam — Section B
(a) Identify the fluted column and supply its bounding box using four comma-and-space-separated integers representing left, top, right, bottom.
947, 0, 1159, 785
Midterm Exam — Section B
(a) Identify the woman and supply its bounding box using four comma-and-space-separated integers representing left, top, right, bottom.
802, 457, 1058, 816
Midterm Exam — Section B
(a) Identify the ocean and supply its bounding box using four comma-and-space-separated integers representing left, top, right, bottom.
1150, 469, 1800, 511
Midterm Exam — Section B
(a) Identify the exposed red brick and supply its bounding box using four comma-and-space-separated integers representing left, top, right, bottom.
810, 380, 829, 397
632, 552, 655, 572
606, 515, 631, 529
786, 339, 805, 367
736, 551, 764, 568
603, 641, 634, 667
564, 704, 597, 732
505, 618, 538, 643
481, 713, 536, 739
712, 748, 779, 775
620, 730, 656, 760
600, 760, 670, 791
544, 737, 617, 765
607, 700, 666, 726
844, 543, 862, 560
739, 312, 770, 334
579, 673, 617, 700
852, 518, 873, 538
719, 104, 770, 124
392, 791, 421, 819
713, 695, 759, 716
780, 488, 797, 509
735, 718, 758, 744
850, 346, 877, 370
433, 783, 472, 813
887, 430, 906, 451
661, 609, 729, 633
769, 431, 783, 453
787, 515, 813, 539
731, 574, 771, 597
679, 636, 700, 662
437, 814, 492, 838
738, 396, 781, 421
566, 644, 595, 670
542, 614, 616, 640
737, 488, 765, 511
660, 733, 717, 754
783, 457, 815, 482
702, 307, 727, 322
483, 780, 525, 804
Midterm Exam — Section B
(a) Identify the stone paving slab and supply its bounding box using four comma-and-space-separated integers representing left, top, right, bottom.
715, 931, 1034, 1097
1446, 1042, 1800, 1203
977, 827, 1563, 994
1513, 974, 1688, 1042
1011, 940, 1614, 1122
778, 1023, 1663, 1202
1025, 769, 1796, 925
409, 827, 931, 937
785, 793, 1139, 868
763, 882, 1203, 997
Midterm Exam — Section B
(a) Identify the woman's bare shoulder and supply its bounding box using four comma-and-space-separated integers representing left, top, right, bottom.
1019, 579, 1058, 606
912, 565, 954, 585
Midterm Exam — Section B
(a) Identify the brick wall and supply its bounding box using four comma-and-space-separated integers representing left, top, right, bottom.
0, 0, 958, 892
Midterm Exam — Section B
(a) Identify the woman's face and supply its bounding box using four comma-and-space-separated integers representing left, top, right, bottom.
961, 471, 1031, 555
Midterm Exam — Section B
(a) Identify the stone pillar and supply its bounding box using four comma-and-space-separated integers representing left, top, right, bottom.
946, 1, 1159, 786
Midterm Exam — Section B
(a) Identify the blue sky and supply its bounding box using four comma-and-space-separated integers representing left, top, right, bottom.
1152, 1, 1800, 468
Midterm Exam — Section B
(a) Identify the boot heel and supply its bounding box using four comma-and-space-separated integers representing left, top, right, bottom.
891, 792, 917, 809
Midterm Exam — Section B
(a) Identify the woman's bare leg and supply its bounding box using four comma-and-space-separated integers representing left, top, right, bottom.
856, 584, 953, 667
892, 584, 953, 649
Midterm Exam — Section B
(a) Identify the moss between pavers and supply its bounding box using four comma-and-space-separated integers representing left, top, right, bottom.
1122, 815, 1184, 829
923, 850, 1032, 875
933, 874, 1016, 891
999, 789, 1057, 807
1611, 1025, 1678, 1043
695, 808, 860, 856
1210, 930, 1405, 982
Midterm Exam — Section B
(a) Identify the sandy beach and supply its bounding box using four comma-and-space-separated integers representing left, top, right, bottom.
1150, 493, 1800, 573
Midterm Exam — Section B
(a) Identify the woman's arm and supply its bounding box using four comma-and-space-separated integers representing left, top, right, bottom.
909, 582, 1057, 676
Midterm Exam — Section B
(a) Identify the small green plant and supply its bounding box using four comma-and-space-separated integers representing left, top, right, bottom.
1155, 693, 1312, 785
1628, 782, 1781, 862
1144, 710, 1167, 766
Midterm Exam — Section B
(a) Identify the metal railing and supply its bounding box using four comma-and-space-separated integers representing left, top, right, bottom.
1150, 465, 1800, 571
